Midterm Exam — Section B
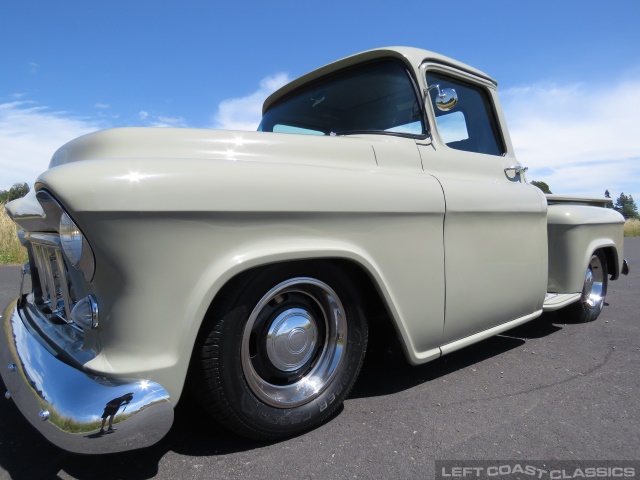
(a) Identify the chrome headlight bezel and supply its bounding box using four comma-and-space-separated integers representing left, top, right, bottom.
35, 190, 96, 282
60, 211, 83, 268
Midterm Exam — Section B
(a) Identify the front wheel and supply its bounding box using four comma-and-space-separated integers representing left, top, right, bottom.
565, 250, 608, 322
192, 263, 368, 440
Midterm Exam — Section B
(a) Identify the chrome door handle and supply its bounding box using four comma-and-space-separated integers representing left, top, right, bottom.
504, 165, 528, 175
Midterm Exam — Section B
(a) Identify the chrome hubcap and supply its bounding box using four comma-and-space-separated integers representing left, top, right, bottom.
582, 254, 604, 309
266, 308, 318, 372
241, 278, 347, 408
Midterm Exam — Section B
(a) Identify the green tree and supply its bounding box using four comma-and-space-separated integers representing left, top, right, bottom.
603, 190, 614, 209
531, 180, 552, 194
614, 192, 639, 219
0, 183, 30, 204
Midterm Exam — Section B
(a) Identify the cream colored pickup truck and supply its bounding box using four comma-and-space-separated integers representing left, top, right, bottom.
1, 47, 629, 454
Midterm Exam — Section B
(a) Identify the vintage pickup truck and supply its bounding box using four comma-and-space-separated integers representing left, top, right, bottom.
1, 47, 630, 454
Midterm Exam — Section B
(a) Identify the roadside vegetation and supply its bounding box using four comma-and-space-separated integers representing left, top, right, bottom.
0, 183, 31, 265
625, 219, 640, 237
0, 204, 28, 264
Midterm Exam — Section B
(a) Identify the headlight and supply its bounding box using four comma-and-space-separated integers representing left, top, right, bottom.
60, 212, 83, 267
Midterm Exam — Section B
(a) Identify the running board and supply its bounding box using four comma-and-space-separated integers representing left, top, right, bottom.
543, 293, 581, 312
440, 310, 543, 357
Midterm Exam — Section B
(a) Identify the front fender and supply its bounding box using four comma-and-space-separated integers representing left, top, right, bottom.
183, 237, 442, 371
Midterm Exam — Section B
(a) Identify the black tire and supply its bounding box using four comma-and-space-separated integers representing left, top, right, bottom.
565, 250, 608, 323
192, 263, 368, 440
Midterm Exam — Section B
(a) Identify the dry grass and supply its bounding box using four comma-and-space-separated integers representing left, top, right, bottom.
624, 219, 640, 237
0, 204, 28, 264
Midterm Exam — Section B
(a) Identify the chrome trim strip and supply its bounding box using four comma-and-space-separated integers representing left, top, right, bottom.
53, 248, 72, 319
41, 245, 58, 308
32, 244, 51, 306
1, 299, 174, 454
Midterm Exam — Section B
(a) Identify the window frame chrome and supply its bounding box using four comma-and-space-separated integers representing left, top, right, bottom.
419, 62, 509, 156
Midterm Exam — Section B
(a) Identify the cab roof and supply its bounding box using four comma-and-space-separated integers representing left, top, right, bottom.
262, 46, 496, 115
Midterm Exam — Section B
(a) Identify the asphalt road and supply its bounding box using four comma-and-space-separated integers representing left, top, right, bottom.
1, 238, 639, 480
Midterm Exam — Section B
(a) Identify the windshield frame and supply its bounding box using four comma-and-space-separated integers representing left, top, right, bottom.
259, 58, 429, 140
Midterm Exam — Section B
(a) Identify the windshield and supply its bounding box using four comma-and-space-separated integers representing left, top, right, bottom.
259, 61, 424, 137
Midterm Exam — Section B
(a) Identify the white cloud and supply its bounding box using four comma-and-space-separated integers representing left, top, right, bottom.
213, 73, 290, 131
154, 115, 187, 127
502, 80, 640, 201
0, 100, 100, 189
1, 73, 293, 192
136, 110, 187, 127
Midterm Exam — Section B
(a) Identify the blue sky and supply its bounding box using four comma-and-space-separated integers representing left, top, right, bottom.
1, 0, 639, 201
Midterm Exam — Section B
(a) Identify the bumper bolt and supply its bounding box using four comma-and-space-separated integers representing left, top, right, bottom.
4, 391, 10, 400
8, 364, 17, 372
39, 410, 50, 421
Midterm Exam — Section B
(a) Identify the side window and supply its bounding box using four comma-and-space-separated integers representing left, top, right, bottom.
426, 72, 504, 156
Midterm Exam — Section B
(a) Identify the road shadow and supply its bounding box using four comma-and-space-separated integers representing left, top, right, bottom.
538, 308, 602, 326
503, 312, 564, 337
351, 312, 564, 399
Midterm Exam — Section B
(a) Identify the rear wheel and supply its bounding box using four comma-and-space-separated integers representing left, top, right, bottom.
192, 263, 368, 439
565, 250, 608, 322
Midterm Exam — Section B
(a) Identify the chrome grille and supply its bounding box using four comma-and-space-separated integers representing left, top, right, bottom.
31, 243, 73, 322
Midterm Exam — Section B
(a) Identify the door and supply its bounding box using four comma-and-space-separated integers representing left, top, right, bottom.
417, 67, 547, 345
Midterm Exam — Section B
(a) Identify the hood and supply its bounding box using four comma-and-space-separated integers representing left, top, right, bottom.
27, 127, 385, 217
49, 127, 376, 171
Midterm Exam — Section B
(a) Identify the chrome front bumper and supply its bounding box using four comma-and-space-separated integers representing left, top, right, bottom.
0, 298, 174, 454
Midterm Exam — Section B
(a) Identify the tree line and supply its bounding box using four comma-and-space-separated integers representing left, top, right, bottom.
0, 183, 30, 204
531, 181, 639, 219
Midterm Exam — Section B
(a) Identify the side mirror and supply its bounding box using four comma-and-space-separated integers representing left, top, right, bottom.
426, 84, 458, 112
435, 88, 458, 112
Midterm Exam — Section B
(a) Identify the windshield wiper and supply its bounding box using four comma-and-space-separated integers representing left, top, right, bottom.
329, 130, 383, 136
